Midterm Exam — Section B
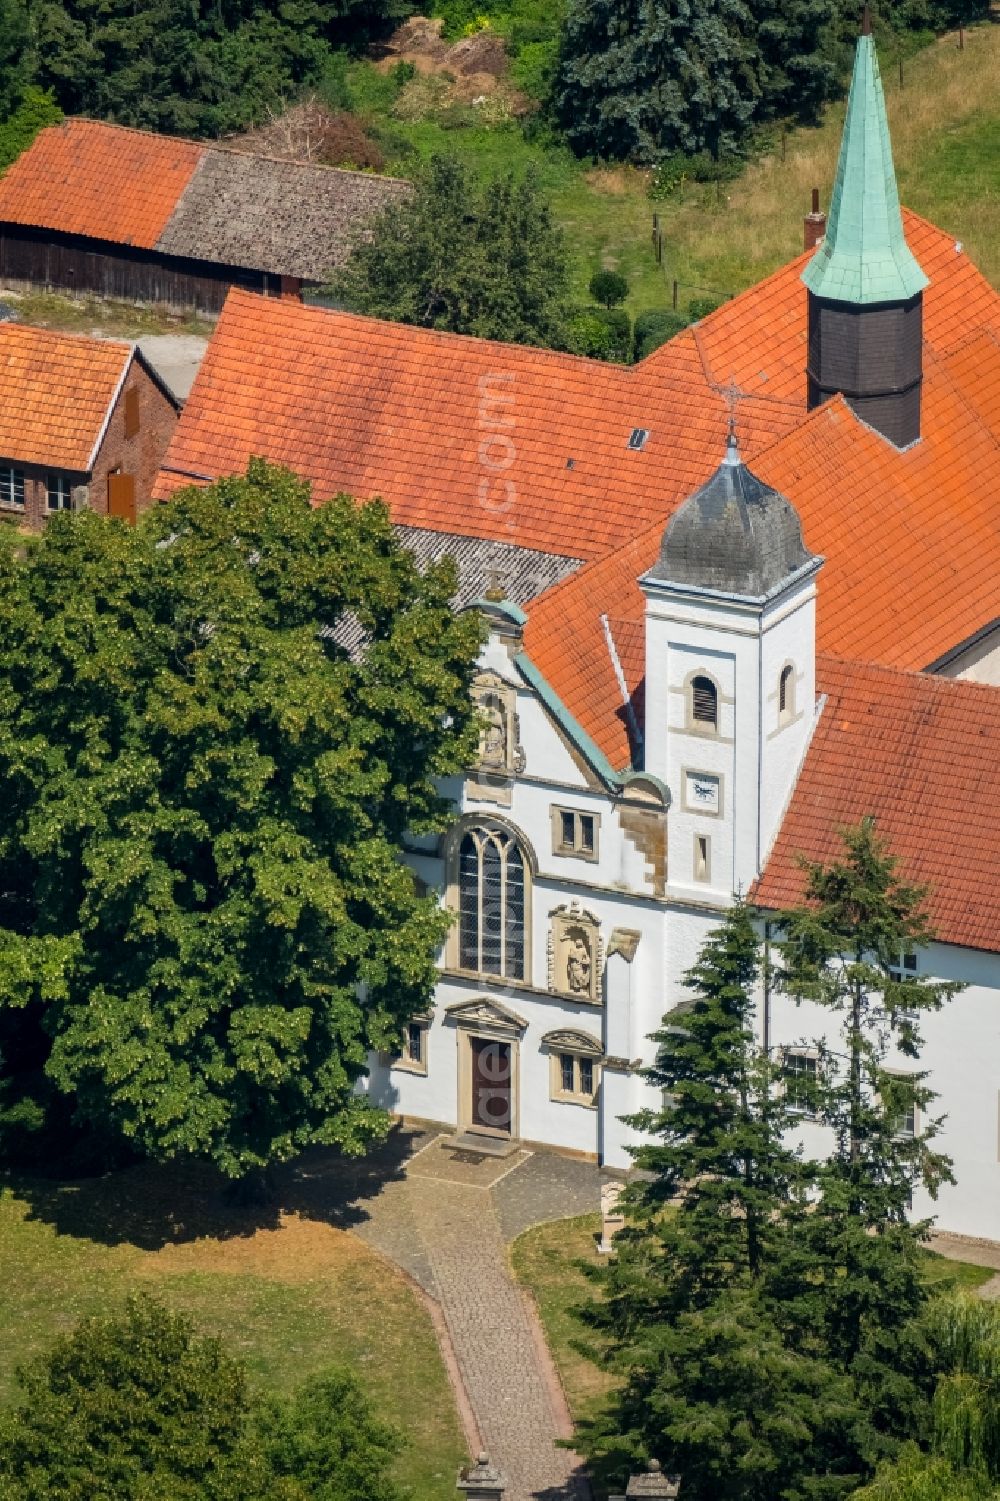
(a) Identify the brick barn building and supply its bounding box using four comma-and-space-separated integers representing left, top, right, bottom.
0, 322, 179, 529
0, 119, 410, 314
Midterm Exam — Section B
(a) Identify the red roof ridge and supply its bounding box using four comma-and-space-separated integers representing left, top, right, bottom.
48, 115, 207, 153
218, 286, 641, 372
0, 321, 133, 359
818, 651, 1000, 701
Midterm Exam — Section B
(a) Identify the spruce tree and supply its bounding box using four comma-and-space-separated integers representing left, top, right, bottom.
773, 818, 963, 1460
553, 0, 760, 164
749, 0, 841, 124
578, 900, 861, 1501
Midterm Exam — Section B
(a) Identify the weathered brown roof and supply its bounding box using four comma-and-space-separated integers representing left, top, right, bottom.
158, 148, 411, 280
0, 118, 411, 282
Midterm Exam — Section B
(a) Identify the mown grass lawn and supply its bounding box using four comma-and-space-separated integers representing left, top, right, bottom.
511, 1212, 996, 1430
0, 1166, 466, 1501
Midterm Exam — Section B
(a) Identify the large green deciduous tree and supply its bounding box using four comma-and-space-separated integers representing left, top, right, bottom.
0, 1294, 402, 1500
0, 461, 481, 1178
774, 817, 963, 1458
330, 153, 573, 348
553, 0, 760, 163
578, 900, 861, 1501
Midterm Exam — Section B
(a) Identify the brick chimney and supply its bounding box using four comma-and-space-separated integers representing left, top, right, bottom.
804, 188, 826, 251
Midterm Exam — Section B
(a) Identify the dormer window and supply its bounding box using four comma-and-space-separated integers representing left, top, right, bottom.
691, 675, 718, 731
778, 664, 795, 725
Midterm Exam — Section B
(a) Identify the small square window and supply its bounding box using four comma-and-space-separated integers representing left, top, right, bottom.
0, 467, 25, 509
627, 427, 650, 451
46, 473, 72, 511
552, 806, 600, 861
889, 951, 918, 982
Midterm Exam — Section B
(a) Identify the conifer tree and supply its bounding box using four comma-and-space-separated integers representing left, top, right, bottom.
553, 0, 760, 164
578, 900, 861, 1501
774, 818, 963, 1457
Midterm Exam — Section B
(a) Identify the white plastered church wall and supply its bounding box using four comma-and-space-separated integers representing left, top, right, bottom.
366, 614, 669, 1159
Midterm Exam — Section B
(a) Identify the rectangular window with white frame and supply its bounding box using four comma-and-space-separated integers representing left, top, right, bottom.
882, 1070, 919, 1139
46, 473, 72, 511
782, 1049, 819, 1117
0, 467, 25, 509
392, 1018, 429, 1076
551, 806, 599, 861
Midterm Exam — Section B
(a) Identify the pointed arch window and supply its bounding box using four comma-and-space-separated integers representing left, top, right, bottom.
458, 826, 526, 979
691, 674, 718, 730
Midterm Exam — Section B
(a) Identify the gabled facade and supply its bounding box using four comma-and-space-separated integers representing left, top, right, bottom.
0, 322, 178, 528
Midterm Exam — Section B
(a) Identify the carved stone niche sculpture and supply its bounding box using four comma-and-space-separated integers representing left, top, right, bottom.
468, 671, 525, 806
547, 900, 604, 1004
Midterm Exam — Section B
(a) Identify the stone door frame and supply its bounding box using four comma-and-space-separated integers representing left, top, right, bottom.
446, 997, 527, 1141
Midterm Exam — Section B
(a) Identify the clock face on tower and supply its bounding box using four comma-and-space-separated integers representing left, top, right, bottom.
684, 770, 721, 816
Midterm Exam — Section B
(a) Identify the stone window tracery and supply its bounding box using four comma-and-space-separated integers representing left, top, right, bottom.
458, 825, 526, 980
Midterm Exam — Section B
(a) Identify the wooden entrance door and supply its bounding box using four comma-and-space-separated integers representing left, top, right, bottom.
107, 471, 136, 524
471, 1038, 512, 1135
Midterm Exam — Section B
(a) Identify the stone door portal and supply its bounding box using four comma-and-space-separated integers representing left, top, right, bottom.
471, 1038, 512, 1135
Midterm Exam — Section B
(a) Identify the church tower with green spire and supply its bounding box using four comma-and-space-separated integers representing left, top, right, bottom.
802, 7, 929, 447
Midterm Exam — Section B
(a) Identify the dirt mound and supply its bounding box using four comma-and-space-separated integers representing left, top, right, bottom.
380, 17, 532, 120
447, 29, 508, 78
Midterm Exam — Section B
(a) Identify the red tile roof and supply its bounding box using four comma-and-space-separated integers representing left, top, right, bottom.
0, 119, 201, 250
753, 656, 1000, 952
153, 211, 1000, 771
0, 323, 133, 470
156, 291, 794, 561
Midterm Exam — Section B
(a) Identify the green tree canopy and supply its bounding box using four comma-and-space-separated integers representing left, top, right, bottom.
577, 900, 862, 1501
774, 817, 963, 1458
0, 461, 481, 1178
0, 1295, 402, 1500
0, 0, 30, 108
553, 0, 761, 164
24, 0, 413, 137
330, 153, 573, 348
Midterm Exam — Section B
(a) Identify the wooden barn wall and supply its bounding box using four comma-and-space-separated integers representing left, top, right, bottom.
0, 225, 277, 313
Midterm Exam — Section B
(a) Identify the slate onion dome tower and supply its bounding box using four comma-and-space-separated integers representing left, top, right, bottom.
641, 430, 822, 896
802, 6, 929, 448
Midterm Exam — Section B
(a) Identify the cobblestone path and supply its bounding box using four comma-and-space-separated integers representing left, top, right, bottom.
931, 1232, 1000, 1300
348, 1135, 602, 1501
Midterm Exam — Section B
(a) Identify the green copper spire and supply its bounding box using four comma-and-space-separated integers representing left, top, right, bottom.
802, 16, 928, 305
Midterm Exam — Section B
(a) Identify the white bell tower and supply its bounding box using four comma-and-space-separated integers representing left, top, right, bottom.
640, 433, 823, 901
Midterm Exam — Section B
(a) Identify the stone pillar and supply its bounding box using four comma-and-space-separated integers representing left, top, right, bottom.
457, 1453, 506, 1499
626, 1460, 681, 1497
598, 1180, 626, 1254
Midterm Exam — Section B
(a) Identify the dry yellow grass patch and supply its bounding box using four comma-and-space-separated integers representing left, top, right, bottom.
657, 25, 1000, 297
